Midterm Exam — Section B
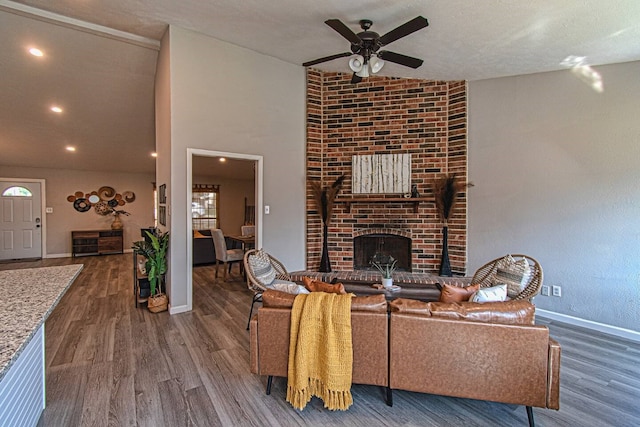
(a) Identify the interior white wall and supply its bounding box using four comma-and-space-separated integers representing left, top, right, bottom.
468, 60, 640, 331
162, 26, 306, 312
0, 165, 154, 256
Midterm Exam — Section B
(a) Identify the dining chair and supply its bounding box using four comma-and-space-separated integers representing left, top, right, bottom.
211, 229, 244, 280
241, 225, 255, 236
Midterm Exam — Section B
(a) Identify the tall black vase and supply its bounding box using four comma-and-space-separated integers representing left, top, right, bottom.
439, 225, 452, 276
319, 223, 332, 272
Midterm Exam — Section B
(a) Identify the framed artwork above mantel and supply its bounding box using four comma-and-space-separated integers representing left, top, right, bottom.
352, 153, 411, 194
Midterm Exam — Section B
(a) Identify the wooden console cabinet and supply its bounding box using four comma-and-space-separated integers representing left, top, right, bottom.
72, 229, 123, 257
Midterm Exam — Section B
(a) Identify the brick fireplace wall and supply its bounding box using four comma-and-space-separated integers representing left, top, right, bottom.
306, 69, 468, 275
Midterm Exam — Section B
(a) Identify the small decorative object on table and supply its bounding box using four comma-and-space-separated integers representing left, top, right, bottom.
372, 256, 398, 288
109, 209, 129, 230
411, 184, 420, 198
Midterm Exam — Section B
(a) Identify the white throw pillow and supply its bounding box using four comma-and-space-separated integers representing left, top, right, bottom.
469, 284, 508, 303
269, 280, 310, 295
247, 250, 276, 285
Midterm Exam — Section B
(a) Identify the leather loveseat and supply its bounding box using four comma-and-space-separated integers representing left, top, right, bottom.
250, 290, 560, 426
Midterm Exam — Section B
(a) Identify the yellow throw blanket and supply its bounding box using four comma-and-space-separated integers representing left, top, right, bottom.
286, 292, 354, 411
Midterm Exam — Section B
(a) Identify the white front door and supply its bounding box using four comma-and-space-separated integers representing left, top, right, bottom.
0, 181, 43, 260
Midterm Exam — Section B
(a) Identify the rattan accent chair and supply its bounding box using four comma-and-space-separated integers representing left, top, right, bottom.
243, 249, 292, 329
471, 254, 543, 301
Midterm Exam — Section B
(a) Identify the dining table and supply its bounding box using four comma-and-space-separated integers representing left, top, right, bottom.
226, 234, 255, 251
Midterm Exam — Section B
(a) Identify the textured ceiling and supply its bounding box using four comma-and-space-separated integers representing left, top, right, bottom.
1, 0, 639, 174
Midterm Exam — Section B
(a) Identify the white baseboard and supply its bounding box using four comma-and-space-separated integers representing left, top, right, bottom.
537, 309, 640, 343
169, 304, 189, 315
45, 253, 72, 258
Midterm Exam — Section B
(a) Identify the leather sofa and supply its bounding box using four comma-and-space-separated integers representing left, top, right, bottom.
388, 298, 560, 424
250, 290, 560, 426
250, 290, 389, 392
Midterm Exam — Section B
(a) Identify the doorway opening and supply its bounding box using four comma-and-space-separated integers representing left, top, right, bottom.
186, 149, 263, 312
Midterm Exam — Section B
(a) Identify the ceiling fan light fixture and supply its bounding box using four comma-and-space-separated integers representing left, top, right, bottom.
370, 55, 384, 74
349, 54, 365, 72
356, 64, 369, 78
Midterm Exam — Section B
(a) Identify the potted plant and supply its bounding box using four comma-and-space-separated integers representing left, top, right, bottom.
372, 257, 398, 288
132, 230, 169, 312
108, 208, 130, 230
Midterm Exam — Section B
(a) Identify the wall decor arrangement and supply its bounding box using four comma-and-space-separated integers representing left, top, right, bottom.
66, 187, 135, 213
158, 183, 167, 226
352, 153, 411, 194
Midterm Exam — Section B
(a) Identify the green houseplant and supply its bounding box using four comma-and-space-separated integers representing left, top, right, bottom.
132, 230, 169, 312
372, 257, 398, 288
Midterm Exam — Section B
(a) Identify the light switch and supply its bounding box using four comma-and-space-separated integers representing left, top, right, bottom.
264, 205, 270, 215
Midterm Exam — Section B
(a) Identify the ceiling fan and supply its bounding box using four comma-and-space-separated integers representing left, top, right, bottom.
303, 16, 429, 84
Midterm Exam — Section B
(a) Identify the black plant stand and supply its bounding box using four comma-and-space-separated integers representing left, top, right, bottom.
439, 225, 452, 276
319, 223, 331, 272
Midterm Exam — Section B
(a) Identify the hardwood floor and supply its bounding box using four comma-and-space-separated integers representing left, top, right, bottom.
2, 254, 638, 426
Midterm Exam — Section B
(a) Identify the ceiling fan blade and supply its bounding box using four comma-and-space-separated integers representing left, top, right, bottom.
325, 19, 363, 46
378, 16, 428, 46
350, 73, 362, 84
303, 52, 352, 67
378, 51, 424, 69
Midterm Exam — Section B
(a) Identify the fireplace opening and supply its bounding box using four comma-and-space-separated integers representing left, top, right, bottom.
353, 234, 411, 272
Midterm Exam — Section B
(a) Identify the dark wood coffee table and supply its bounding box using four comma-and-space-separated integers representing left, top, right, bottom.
342, 279, 440, 302
290, 270, 472, 302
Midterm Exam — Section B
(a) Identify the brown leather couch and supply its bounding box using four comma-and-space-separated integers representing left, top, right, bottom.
250, 291, 560, 426
250, 290, 389, 393
388, 298, 560, 425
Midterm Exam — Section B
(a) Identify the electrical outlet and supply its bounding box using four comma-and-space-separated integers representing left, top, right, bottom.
541, 285, 550, 296
552, 286, 562, 297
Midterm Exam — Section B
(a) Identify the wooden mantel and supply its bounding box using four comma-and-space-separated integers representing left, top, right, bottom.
337, 197, 432, 213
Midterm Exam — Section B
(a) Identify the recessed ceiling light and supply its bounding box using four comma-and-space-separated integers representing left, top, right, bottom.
219, 157, 226, 162
29, 47, 44, 57
51, 106, 63, 113
151, 152, 158, 157
66, 146, 76, 152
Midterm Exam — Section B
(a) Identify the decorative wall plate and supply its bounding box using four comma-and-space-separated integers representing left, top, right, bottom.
94, 201, 110, 215
98, 186, 115, 200
123, 191, 136, 203
88, 194, 100, 204
73, 198, 91, 212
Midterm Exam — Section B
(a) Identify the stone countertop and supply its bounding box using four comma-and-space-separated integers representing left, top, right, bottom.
0, 264, 83, 381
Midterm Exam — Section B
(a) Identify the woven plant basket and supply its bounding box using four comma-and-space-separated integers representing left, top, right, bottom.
147, 293, 168, 313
